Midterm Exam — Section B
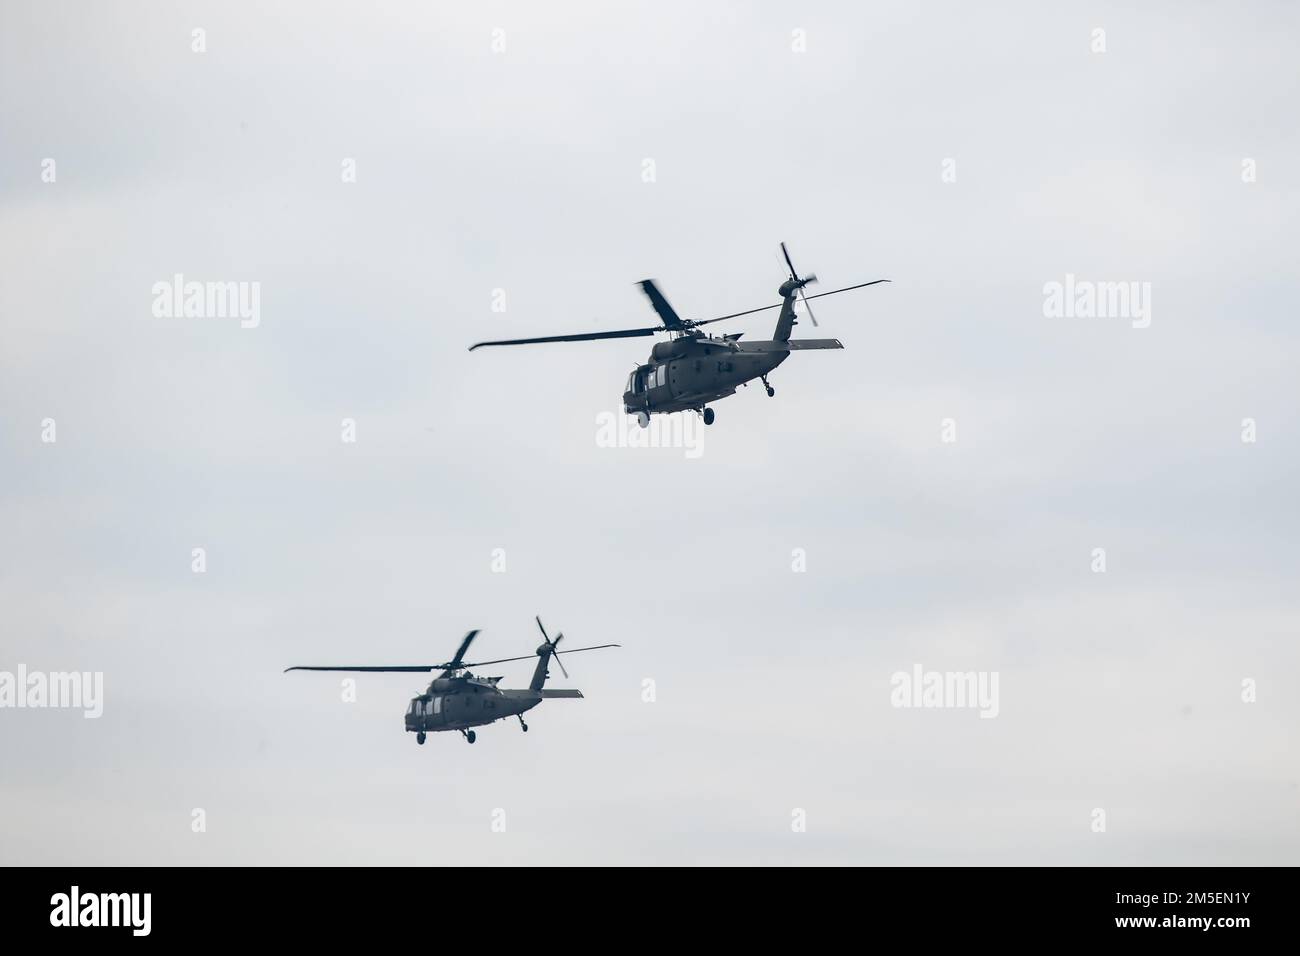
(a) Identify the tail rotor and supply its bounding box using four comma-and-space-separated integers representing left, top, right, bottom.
780, 241, 820, 327
535, 615, 569, 678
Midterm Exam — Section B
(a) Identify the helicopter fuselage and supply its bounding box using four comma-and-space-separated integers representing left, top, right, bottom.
404, 675, 580, 736
623, 336, 792, 416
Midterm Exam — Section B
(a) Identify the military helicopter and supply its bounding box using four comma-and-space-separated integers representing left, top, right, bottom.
469, 243, 888, 426
284, 619, 618, 745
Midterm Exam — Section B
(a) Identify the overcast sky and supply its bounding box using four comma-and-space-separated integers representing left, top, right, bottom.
2, 1, 1297, 865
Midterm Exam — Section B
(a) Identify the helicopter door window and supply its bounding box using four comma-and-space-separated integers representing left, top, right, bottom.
655, 366, 666, 387
433, 696, 442, 715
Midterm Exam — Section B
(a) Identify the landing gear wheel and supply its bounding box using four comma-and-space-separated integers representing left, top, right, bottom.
521, 722, 529, 732
703, 407, 715, 426
416, 732, 426, 745
466, 730, 477, 744
766, 386, 775, 397
636, 411, 650, 429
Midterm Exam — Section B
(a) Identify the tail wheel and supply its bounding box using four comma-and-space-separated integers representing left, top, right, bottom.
466, 730, 477, 744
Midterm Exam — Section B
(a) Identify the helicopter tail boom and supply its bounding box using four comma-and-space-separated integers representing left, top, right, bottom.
529, 648, 551, 691
773, 294, 799, 343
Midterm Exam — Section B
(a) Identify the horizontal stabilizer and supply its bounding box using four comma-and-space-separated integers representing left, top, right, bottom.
786, 338, 843, 350
539, 689, 584, 698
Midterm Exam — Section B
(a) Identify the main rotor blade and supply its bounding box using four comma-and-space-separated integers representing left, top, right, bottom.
450, 653, 537, 668
803, 278, 891, 301
469, 327, 659, 351
285, 644, 623, 674
433, 629, 482, 677
447, 630, 478, 667
463, 644, 621, 668
284, 665, 445, 673
688, 279, 890, 327
638, 279, 685, 330
689, 302, 785, 325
